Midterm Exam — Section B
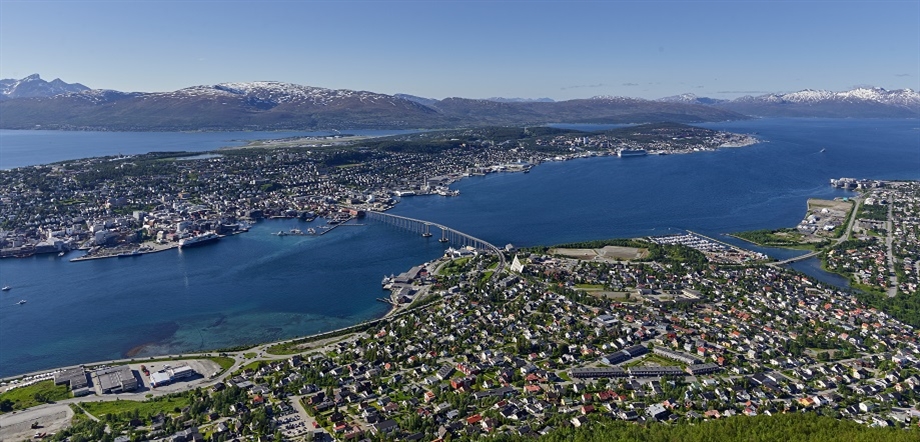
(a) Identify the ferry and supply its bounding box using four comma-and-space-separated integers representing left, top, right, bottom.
178, 232, 220, 248
618, 149, 648, 158
1, 286, 10, 291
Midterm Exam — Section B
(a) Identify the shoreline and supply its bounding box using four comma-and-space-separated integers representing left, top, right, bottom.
0, 130, 768, 379
0, 253, 446, 382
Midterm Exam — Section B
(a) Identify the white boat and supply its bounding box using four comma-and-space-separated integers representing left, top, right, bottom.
17, 300, 26, 305
178, 232, 220, 248
1, 286, 10, 291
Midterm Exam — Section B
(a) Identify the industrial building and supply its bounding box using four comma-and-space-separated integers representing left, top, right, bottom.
150, 364, 198, 388
91, 366, 138, 394
54, 366, 91, 396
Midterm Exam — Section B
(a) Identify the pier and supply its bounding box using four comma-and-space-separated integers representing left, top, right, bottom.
365, 211, 506, 277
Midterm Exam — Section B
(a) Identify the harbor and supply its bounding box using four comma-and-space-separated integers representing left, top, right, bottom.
1, 118, 918, 378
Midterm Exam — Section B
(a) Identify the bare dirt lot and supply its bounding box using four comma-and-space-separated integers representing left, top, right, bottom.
551, 246, 648, 262
0, 404, 73, 442
807, 198, 853, 212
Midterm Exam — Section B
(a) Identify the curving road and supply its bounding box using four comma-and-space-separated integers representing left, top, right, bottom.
769, 197, 862, 267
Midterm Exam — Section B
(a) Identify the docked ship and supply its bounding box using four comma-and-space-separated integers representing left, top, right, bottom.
178, 232, 220, 248
618, 149, 648, 157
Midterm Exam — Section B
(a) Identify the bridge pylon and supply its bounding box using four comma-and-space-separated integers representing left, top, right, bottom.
439, 227, 449, 243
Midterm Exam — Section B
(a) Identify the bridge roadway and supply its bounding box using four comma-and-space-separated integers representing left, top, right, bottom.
769, 197, 863, 268
365, 211, 506, 277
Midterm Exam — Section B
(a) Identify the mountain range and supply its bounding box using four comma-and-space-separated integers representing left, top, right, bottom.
0, 74, 916, 131
0, 74, 89, 100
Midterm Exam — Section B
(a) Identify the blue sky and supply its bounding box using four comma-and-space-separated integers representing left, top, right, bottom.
1, 0, 918, 100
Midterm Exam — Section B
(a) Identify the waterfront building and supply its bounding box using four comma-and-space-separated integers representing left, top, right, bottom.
91, 366, 138, 394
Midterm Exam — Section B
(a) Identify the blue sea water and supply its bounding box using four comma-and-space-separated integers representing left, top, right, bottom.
0, 118, 917, 377
0, 220, 449, 377
389, 118, 919, 245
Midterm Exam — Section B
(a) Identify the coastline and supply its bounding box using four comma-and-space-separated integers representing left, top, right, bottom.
0, 127, 785, 380
0, 135, 766, 378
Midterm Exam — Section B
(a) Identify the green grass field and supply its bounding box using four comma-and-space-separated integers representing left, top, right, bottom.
0, 380, 71, 413
80, 395, 190, 419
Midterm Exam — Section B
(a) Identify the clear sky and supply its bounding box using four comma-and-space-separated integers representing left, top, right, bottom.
1, 0, 918, 100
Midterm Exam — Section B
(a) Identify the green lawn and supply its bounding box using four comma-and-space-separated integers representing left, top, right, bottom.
80, 395, 189, 419
0, 380, 71, 413
235, 360, 267, 374
575, 284, 605, 290
622, 354, 680, 368
210, 357, 235, 371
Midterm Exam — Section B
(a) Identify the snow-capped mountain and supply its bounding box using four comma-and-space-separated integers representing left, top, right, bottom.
0, 74, 89, 100
0, 80, 442, 131
0, 77, 745, 130
717, 87, 919, 118
589, 95, 642, 102
657, 93, 726, 105
157, 81, 413, 107
8, 77, 916, 131
734, 87, 918, 107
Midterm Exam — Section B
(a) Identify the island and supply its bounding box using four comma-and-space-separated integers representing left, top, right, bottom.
0, 123, 755, 260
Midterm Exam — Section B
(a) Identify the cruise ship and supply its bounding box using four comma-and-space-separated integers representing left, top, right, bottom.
618, 149, 648, 157
178, 232, 220, 248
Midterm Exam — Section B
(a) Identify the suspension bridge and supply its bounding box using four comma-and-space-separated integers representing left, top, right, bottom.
364, 211, 506, 276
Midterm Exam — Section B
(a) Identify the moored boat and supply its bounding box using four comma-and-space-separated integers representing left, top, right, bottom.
618, 149, 648, 157
178, 232, 221, 248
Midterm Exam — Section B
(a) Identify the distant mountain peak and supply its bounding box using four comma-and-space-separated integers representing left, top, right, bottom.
743, 86, 919, 106
589, 95, 640, 101
657, 93, 726, 105
716, 86, 920, 118
0, 73, 89, 100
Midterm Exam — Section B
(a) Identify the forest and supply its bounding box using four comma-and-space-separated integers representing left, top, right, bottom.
499, 413, 918, 442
